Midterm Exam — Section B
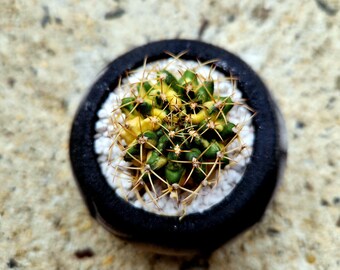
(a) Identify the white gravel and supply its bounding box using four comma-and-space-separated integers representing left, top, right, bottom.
94, 58, 255, 216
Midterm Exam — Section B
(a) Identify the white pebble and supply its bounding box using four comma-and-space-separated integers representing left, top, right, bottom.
115, 188, 125, 198
98, 108, 109, 119
95, 121, 107, 133
121, 179, 132, 190
134, 200, 142, 208
97, 154, 107, 163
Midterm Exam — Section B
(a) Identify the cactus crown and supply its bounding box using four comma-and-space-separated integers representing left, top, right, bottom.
110, 59, 250, 214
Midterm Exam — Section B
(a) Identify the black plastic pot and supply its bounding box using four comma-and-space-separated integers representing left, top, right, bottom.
70, 39, 287, 255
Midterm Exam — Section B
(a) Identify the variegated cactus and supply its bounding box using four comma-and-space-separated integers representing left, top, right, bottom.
114, 66, 239, 208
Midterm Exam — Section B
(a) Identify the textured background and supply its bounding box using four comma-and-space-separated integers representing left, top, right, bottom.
1, 0, 339, 269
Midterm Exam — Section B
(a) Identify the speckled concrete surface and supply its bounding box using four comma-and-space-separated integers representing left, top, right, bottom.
0, 0, 339, 269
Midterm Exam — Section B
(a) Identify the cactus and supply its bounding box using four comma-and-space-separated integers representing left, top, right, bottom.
113, 64, 241, 210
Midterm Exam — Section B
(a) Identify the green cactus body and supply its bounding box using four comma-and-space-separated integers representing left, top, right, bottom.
193, 165, 207, 183
140, 131, 158, 149
216, 120, 236, 140
124, 142, 140, 161
196, 81, 214, 103
203, 140, 221, 159
165, 163, 186, 184
146, 151, 167, 170
184, 148, 201, 161
159, 70, 182, 93
179, 70, 199, 87
137, 81, 152, 96
117, 67, 239, 207
121, 97, 137, 117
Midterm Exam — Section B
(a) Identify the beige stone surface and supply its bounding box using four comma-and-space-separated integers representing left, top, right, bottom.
0, 0, 339, 269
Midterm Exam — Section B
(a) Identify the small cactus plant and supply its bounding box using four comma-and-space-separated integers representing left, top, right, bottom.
110, 61, 246, 212
71, 40, 285, 252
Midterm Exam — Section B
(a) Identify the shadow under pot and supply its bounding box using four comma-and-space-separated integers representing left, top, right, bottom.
69, 39, 287, 255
